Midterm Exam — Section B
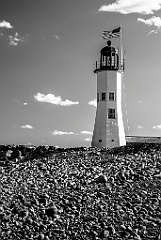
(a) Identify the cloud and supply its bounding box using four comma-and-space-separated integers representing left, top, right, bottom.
153, 125, 161, 130
138, 16, 161, 29
52, 130, 76, 135
81, 130, 92, 134
0, 20, 13, 29
9, 32, 25, 46
85, 138, 91, 142
53, 35, 60, 40
99, 0, 161, 15
88, 99, 97, 107
138, 125, 144, 129
21, 125, 33, 129
13, 99, 28, 105
34, 93, 79, 106
148, 29, 158, 35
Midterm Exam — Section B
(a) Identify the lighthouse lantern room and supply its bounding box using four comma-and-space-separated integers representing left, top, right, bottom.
91, 39, 126, 148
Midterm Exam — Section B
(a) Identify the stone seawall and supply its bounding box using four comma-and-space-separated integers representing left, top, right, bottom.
126, 136, 161, 144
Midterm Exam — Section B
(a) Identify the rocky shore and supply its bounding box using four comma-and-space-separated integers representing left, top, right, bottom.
0, 143, 161, 239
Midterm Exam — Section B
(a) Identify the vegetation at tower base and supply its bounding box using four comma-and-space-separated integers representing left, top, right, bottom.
0, 143, 161, 239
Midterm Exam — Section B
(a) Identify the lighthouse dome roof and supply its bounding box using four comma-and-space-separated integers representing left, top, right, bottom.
101, 40, 116, 55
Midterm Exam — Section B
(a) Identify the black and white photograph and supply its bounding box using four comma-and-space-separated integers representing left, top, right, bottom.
0, 0, 161, 239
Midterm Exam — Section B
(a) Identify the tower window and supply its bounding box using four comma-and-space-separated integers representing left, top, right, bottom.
109, 92, 115, 101
108, 108, 116, 119
101, 92, 106, 101
111, 53, 115, 66
103, 56, 106, 66
107, 56, 110, 66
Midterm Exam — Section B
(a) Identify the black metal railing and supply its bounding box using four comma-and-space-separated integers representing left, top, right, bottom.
94, 60, 124, 73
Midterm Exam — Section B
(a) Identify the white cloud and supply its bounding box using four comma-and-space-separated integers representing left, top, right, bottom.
13, 99, 28, 105
85, 138, 91, 142
52, 130, 76, 135
148, 29, 158, 35
99, 0, 161, 15
153, 125, 161, 130
9, 32, 25, 46
138, 125, 144, 129
138, 16, 161, 29
53, 35, 60, 40
138, 100, 142, 104
21, 125, 33, 129
0, 20, 13, 29
88, 99, 97, 107
81, 130, 92, 134
34, 93, 79, 106
60, 99, 79, 106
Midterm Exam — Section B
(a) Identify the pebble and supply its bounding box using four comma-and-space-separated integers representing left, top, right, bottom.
0, 143, 161, 239
95, 174, 107, 183
103, 230, 109, 237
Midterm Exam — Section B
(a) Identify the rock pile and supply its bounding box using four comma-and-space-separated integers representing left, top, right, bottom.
0, 143, 161, 239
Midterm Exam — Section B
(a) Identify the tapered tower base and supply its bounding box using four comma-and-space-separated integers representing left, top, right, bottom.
91, 71, 126, 148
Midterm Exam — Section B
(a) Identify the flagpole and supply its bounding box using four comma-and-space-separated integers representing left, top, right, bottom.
120, 25, 123, 71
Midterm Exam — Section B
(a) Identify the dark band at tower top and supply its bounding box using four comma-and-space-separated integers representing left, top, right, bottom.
94, 40, 124, 73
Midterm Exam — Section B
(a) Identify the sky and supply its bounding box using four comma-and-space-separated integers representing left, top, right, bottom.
0, 0, 161, 147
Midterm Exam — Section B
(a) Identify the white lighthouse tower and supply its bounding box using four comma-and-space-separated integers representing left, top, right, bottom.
91, 39, 126, 148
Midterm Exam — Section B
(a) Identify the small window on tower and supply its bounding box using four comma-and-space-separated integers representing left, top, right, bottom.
103, 56, 106, 66
101, 92, 106, 101
107, 56, 110, 66
97, 93, 99, 102
108, 108, 116, 119
109, 92, 115, 101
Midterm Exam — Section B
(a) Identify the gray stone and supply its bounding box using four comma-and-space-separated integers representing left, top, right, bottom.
95, 174, 107, 183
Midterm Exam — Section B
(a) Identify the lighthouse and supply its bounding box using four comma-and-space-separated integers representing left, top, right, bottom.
91, 38, 126, 148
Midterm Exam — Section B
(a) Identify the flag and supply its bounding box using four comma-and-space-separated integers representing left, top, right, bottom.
102, 27, 121, 40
